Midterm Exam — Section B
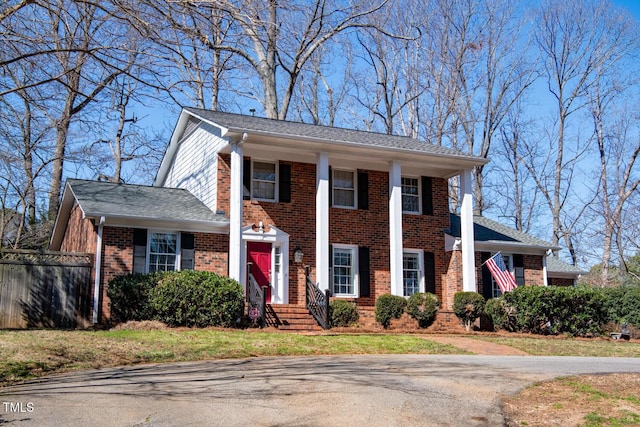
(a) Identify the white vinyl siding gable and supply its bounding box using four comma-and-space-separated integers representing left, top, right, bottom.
162, 122, 226, 213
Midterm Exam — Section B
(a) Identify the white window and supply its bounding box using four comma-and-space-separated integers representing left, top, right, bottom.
492, 254, 512, 298
274, 246, 281, 274
403, 250, 423, 296
252, 161, 277, 201
149, 232, 179, 272
402, 177, 420, 213
332, 169, 355, 208
332, 245, 358, 297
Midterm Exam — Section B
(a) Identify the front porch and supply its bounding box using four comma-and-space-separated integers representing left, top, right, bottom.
246, 266, 467, 333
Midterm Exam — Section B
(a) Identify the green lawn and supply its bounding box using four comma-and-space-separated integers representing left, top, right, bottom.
0, 328, 461, 385
2, 328, 639, 387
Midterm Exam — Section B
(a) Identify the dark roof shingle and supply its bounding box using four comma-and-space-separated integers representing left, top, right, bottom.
447, 214, 556, 249
67, 179, 227, 224
184, 107, 485, 161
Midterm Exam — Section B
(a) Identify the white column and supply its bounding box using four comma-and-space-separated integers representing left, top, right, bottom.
542, 253, 549, 286
316, 152, 330, 290
229, 137, 245, 283
389, 161, 404, 296
93, 216, 105, 324
460, 169, 477, 292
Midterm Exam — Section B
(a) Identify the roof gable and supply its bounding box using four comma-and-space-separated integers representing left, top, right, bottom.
447, 214, 559, 252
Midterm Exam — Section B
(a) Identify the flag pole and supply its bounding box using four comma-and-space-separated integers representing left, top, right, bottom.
481, 251, 501, 267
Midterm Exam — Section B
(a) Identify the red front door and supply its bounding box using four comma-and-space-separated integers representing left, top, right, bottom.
247, 242, 272, 303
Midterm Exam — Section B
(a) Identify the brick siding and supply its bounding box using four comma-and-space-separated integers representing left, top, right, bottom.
219, 154, 456, 310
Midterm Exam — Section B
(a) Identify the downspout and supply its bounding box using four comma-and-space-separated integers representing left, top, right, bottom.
93, 216, 105, 324
543, 249, 551, 287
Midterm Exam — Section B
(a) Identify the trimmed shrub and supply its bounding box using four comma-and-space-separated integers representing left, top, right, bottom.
501, 285, 607, 336
453, 292, 485, 331
375, 294, 407, 328
406, 292, 439, 328
149, 270, 244, 327
107, 273, 160, 322
602, 286, 640, 328
484, 297, 503, 331
329, 300, 359, 327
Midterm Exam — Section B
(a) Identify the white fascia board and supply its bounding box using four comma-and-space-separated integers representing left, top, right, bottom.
50, 183, 86, 250
473, 240, 560, 254
154, 109, 233, 186
84, 214, 229, 234
548, 271, 584, 279
221, 130, 487, 174
443, 234, 560, 255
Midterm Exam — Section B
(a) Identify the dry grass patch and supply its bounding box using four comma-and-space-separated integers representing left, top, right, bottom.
470, 334, 640, 358
504, 373, 640, 426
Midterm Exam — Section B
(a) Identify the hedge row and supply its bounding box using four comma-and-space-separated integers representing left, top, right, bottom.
107, 271, 244, 327
483, 285, 640, 336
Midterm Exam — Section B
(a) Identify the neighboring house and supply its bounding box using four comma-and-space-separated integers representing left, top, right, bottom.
50, 108, 580, 329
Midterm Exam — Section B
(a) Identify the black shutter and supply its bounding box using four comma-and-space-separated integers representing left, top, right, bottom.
359, 246, 370, 297
421, 176, 433, 215
357, 171, 369, 210
481, 252, 493, 299
181, 232, 195, 270
279, 163, 291, 203
424, 251, 436, 294
243, 158, 251, 200
514, 254, 525, 287
328, 167, 333, 207
132, 228, 147, 274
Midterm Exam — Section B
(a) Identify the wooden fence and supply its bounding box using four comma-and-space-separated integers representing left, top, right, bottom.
0, 250, 93, 329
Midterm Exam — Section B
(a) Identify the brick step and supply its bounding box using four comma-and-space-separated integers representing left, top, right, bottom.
266, 304, 323, 332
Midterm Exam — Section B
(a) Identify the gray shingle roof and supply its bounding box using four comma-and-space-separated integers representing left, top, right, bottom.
67, 179, 228, 224
447, 214, 557, 249
546, 256, 588, 275
184, 107, 486, 161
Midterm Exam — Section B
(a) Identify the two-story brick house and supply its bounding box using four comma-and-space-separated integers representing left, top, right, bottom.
51, 108, 578, 329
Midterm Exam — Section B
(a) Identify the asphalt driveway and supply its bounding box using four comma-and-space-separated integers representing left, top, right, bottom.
1, 355, 640, 426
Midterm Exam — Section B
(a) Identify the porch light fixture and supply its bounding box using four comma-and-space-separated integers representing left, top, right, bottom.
293, 247, 304, 263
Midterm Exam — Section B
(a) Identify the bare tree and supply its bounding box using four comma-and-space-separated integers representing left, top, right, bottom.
531, 0, 635, 263
346, 0, 424, 135
127, 0, 391, 119
493, 105, 542, 233
290, 45, 353, 127
84, 76, 165, 184
0, 0, 33, 22
590, 85, 640, 283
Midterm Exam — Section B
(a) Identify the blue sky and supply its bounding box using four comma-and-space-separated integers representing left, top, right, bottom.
614, 0, 640, 19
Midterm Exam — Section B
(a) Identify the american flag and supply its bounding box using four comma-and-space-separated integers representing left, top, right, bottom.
485, 252, 517, 293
